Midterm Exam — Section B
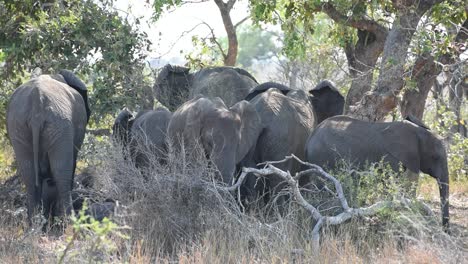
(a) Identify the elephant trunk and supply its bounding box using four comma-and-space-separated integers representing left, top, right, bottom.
438, 168, 450, 232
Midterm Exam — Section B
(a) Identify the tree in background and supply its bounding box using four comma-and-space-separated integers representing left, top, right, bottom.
153, 0, 249, 66
250, 0, 466, 121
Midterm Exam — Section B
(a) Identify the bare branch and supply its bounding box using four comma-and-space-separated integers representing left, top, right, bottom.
200, 21, 227, 60
234, 16, 249, 29
218, 155, 400, 253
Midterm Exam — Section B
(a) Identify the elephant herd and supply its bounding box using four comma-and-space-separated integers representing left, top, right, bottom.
6, 65, 450, 233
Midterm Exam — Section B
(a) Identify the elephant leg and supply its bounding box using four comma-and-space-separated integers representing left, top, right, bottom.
48, 140, 74, 218
12, 141, 42, 222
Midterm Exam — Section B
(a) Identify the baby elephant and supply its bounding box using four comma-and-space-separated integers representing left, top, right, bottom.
113, 107, 172, 168
305, 115, 449, 231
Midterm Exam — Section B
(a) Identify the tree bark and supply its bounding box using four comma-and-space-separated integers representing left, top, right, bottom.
214, 0, 238, 66
348, 0, 443, 121
400, 53, 438, 119
344, 29, 387, 112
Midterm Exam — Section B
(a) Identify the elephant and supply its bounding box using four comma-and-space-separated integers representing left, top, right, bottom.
154, 64, 258, 111
112, 107, 172, 168
112, 108, 135, 148
304, 115, 450, 230
239, 80, 345, 209
6, 70, 91, 223
167, 96, 262, 184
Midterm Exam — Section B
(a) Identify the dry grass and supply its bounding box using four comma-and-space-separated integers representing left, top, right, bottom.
0, 138, 467, 263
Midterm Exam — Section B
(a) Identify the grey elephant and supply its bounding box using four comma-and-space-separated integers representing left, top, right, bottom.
304, 115, 450, 230
112, 107, 172, 168
154, 64, 258, 111
167, 96, 262, 184
112, 108, 135, 148
7, 70, 91, 222
240, 81, 345, 208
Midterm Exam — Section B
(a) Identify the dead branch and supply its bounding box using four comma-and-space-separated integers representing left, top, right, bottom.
225, 155, 400, 254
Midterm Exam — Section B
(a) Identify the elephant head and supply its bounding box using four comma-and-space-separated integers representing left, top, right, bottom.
168, 97, 262, 184
154, 64, 192, 111
112, 108, 135, 147
308, 80, 345, 124
384, 116, 449, 230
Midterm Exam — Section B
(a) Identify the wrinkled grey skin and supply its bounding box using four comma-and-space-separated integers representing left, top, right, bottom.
167, 96, 262, 184
112, 108, 172, 168
240, 81, 344, 208
305, 115, 450, 231
131, 108, 172, 167
7, 70, 90, 222
154, 64, 258, 111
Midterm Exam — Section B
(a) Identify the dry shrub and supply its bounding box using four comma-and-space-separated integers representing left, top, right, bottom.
96, 139, 248, 257
92, 137, 467, 262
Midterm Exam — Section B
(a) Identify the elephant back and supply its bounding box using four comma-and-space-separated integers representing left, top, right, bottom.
245, 82, 291, 101
190, 67, 258, 107
132, 108, 172, 148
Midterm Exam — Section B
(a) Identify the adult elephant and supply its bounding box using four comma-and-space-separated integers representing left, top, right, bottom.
154, 64, 258, 111
240, 81, 345, 207
304, 115, 450, 231
167, 96, 261, 184
112, 107, 172, 168
7, 70, 91, 222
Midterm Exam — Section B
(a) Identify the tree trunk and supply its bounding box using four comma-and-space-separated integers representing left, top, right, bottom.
348, 0, 442, 121
344, 29, 387, 112
400, 53, 438, 119
289, 60, 299, 89
448, 67, 467, 136
214, 0, 238, 66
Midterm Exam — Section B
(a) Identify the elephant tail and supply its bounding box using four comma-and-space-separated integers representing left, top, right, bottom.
32, 122, 40, 187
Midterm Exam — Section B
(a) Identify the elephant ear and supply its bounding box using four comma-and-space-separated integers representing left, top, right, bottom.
59, 69, 91, 122
158, 64, 190, 78
155, 64, 192, 111
59, 69, 87, 92
379, 122, 420, 173
112, 108, 135, 146
245, 82, 291, 101
230, 100, 262, 162
308, 80, 344, 124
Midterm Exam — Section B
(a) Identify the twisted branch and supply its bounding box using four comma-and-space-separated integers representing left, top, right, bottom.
224, 155, 399, 253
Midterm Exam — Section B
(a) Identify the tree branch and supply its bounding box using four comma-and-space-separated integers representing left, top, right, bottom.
234, 16, 250, 29
216, 155, 402, 253
200, 21, 227, 60
305, 2, 387, 35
